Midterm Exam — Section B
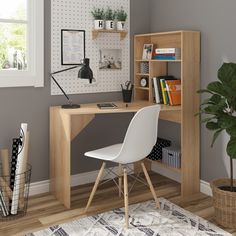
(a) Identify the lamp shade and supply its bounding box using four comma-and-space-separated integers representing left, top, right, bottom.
78, 58, 93, 83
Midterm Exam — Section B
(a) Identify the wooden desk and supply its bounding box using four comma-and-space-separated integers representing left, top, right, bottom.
50, 101, 181, 208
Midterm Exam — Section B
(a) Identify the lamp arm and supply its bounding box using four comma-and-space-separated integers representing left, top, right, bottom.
51, 65, 79, 75
50, 65, 80, 105
51, 74, 72, 104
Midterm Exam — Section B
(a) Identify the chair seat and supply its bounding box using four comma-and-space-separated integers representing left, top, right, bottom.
84, 143, 122, 162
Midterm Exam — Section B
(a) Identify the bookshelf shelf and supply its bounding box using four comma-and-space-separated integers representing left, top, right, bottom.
135, 59, 182, 62
146, 159, 181, 173
134, 30, 200, 198
92, 30, 128, 40
136, 73, 149, 76
135, 86, 150, 91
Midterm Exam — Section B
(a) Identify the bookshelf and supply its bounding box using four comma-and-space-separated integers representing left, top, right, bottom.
134, 31, 200, 197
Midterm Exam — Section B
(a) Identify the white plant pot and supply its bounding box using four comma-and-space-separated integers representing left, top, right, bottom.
105, 20, 115, 30
117, 21, 126, 31
94, 20, 104, 30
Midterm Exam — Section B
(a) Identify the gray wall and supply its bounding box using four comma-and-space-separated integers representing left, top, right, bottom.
150, 0, 236, 182
2, 0, 231, 184
0, 0, 150, 183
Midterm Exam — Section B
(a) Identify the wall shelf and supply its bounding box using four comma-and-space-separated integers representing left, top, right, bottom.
92, 30, 128, 40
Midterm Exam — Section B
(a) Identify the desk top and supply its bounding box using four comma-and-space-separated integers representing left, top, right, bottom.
50, 101, 181, 115
50, 101, 181, 123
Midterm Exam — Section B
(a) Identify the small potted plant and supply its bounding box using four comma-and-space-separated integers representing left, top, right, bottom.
116, 7, 127, 31
105, 7, 116, 30
91, 8, 105, 30
199, 62, 236, 228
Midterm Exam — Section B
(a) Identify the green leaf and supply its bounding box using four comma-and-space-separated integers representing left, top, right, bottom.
226, 126, 236, 137
226, 137, 236, 159
201, 116, 215, 123
203, 103, 226, 115
218, 115, 236, 129
206, 122, 220, 130
207, 82, 227, 97
211, 129, 223, 147
209, 94, 222, 104
197, 89, 214, 94
218, 63, 236, 85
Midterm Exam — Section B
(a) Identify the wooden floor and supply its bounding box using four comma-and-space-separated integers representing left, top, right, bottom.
0, 172, 235, 236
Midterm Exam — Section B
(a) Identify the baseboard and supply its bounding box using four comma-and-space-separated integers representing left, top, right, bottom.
200, 180, 212, 196
151, 164, 212, 197
29, 165, 212, 197
29, 164, 133, 196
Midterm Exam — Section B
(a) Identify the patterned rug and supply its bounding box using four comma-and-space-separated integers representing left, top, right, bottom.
27, 198, 231, 236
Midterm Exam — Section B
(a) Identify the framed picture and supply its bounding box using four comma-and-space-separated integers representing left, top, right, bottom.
142, 44, 153, 60
99, 49, 122, 70
61, 29, 85, 65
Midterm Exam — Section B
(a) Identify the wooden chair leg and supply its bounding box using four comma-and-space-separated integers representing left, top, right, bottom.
84, 162, 106, 212
118, 164, 122, 197
123, 167, 129, 228
141, 162, 160, 208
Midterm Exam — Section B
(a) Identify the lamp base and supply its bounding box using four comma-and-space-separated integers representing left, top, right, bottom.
61, 104, 80, 109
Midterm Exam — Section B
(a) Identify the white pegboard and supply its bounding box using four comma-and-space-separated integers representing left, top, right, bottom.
51, 0, 130, 95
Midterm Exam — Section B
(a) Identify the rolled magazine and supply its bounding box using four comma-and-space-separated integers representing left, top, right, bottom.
11, 123, 28, 215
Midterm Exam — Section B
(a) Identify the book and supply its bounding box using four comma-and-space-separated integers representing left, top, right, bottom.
154, 48, 181, 60
156, 76, 176, 104
155, 48, 181, 54
97, 103, 118, 109
165, 80, 181, 105
153, 55, 181, 60
156, 78, 163, 104
160, 79, 167, 104
153, 77, 160, 103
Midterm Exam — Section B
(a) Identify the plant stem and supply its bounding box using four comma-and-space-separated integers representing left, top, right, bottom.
230, 157, 233, 192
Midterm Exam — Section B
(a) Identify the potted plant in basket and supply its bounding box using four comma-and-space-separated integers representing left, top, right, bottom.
199, 62, 236, 228
116, 7, 127, 31
105, 7, 116, 30
91, 8, 105, 30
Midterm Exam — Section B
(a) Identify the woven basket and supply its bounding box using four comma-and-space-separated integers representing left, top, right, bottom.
211, 178, 236, 228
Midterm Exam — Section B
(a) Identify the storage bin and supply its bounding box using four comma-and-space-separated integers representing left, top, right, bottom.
162, 146, 181, 168
147, 138, 171, 161
0, 163, 31, 220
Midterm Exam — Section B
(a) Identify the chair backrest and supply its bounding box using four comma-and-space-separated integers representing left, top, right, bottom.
114, 104, 161, 164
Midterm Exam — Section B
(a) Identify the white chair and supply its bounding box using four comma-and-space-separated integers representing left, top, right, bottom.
84, 104, 161, 227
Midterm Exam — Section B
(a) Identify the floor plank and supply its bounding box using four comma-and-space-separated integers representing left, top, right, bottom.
0, 172, 235, 236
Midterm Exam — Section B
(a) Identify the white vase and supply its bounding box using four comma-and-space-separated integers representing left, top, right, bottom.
94, 20, 104, 30
117, 21, 125, 31
105, 20, 115, 30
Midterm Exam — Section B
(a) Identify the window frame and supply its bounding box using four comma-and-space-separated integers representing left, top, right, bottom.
0, 0, 44, 88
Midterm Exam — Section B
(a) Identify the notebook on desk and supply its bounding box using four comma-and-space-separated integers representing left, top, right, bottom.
97, 103, 118, 109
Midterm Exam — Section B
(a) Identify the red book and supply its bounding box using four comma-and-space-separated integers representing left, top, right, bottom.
165, 80, 181, 105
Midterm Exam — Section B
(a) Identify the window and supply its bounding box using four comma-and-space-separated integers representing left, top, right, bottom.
0, 0, 44, 87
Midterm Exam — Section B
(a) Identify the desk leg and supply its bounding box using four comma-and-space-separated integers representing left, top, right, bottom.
50, 108, 71, 208
50, 108, 95, 209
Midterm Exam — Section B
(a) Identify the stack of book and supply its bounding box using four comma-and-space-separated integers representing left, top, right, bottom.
153, 76, 181, 105
153, 48, 181, 60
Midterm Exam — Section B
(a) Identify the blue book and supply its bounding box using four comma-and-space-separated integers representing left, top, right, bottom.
153, 55, 179, 60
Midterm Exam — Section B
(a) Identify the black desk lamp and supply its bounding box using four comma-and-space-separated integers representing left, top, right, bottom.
50, 58, 94, 109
